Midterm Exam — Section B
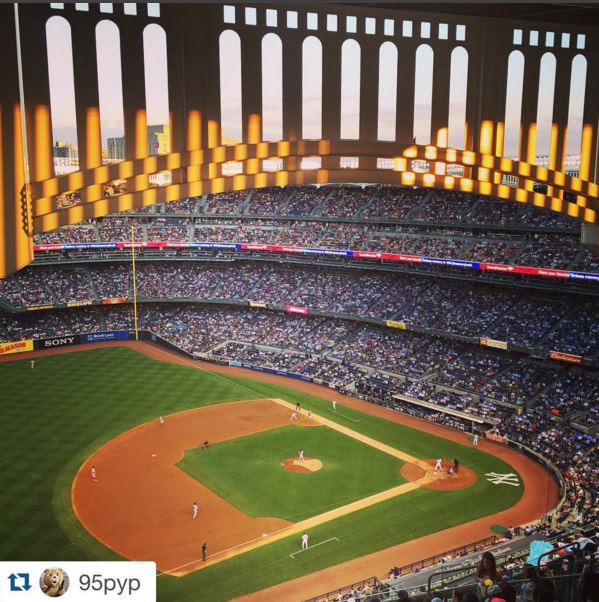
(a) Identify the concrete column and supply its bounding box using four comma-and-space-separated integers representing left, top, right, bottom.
360, 38, 379, 141
282, 31, 302, 141
71, 19, 102, 172
551, 54, 572, 173
396, 40, 416, 144
519, 49, 542, 165
321, 35, 341, 140
119, 20, 147, 161
240, 30, 262, 144
0, 4, 33, 276
430, 44, 451, 148
579, 51, 599, 183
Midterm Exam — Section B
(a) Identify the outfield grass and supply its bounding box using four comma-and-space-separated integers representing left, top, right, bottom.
178, 425, 406, 520
0, 346, 526, 602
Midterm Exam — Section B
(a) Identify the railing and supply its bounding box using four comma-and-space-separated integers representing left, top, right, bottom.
302, 576, 382, 602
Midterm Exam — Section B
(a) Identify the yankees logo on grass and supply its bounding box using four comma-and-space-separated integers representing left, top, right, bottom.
485, 472, 520, 486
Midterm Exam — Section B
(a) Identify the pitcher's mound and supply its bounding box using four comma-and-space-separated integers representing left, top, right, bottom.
401, 459, 476, 490
281, 457, 323, 473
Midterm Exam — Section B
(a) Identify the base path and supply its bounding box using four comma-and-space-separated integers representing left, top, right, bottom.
5, 342, 560, 599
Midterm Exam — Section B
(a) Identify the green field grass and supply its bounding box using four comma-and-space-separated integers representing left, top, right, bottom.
178, 424, 406, 520
0, 346, 526, 602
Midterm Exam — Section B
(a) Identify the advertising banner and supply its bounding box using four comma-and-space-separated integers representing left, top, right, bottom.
549, 350, 582, 364
248, 300, 267, 308
480, 338, 508, 350
386, 320, 407, 330
0, 339, 33, 356
66, 300, 93, 308
83, 331, 130, 343
34, 335, 81, 350
285, 304, 309, 315
26, 304, 55, 311
101, 298, 128, 305
485, 432, 506, 444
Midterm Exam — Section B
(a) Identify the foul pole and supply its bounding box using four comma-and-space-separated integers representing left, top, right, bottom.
131, 224, 139, 341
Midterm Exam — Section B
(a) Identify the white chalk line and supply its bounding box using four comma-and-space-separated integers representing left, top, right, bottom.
333, 411, 360, 423
290, 537, 340, 559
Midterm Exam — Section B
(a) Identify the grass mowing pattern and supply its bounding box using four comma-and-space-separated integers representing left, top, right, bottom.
178, 425, 407, 521
0, 346, 525, 601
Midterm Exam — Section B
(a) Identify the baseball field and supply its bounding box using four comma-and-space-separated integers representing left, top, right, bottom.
0, 342, 558, 601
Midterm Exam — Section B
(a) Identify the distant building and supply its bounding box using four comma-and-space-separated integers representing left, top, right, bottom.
52, 140, 79, 174
106, 124, 170, 162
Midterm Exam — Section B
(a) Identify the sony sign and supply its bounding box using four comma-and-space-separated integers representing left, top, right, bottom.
42, 336, 77, 348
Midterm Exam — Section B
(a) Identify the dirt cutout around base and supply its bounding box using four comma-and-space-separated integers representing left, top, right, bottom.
401, 459, 477, 491
281, 457, 323, 473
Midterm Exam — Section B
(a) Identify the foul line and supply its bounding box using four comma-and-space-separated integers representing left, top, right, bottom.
289, 537, 339, 559
333, 411, 360, 423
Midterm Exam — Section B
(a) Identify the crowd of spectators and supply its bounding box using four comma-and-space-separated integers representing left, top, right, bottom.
2, 263, 598, 358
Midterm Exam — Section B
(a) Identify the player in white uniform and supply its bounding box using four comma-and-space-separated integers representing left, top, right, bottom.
307, 409, 312, 420
192, 502, 199, 519
473, 433, 479, 446
301, 532, 309, 550
332, 400, 337, 412
434, 457, 443, 471
30, 360, 35, 369
159, 416, 165, 425
290, 411, 298, 421
91, 465, 97, 481
298, 449, 304, 462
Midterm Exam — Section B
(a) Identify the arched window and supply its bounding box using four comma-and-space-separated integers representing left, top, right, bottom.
95, 20, 125, 163
377, 42, 398, 141
46, 16, 79, 173
143, 24, 170, 154
566, 54, 587, 156
302, 36, 322, 139
535, 52, 556, 161
219, 30, 242, 143
448, 46, 468, 149
340, 39, 361, 139
503, 50, 524, 158
261, 33, 283, 141
413, 44, 433, 144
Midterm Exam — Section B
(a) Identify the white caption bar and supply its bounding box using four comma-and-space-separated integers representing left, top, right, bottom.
0, 562, 156, 601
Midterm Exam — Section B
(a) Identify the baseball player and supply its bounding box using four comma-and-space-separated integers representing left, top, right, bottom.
91, 465, 97, 481
295, 401, 301, 413
301, 532, 309, 550
298, 449, 304, 462
434, 457, 443, 471
307, 409, 312, 420
30, 359, 35, 369
332, 399, 337, 412
159, 415, 165, 425
473, 432, 479, 446
290, 411, 298, 421
192, 502, 199, 519
201, 542, 207, 561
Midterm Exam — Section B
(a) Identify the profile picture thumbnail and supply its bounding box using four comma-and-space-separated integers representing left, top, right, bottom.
39, 567, 69, 597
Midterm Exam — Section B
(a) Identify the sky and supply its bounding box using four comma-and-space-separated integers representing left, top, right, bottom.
45, 12, 587, 160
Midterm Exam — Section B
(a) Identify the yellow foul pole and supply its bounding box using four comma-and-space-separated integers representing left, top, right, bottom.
131, 224, 139, 341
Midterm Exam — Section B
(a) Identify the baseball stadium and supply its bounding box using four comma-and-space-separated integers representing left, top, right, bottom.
0, 2, 597, 602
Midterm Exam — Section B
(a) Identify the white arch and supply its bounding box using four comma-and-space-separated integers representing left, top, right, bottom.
302, 36, 322, 139
95, 20, 125, 160
261, 33, 283, 141
377, 41, 398, 141
46, 15, 79, 169
448, 46, 468, 149
413, 44, 434, 144
566, 54, 587, 157
219, 29, 242, 143
143, 24, 170, 154
503, 50, 525, 158
340, 39, 361, 139
535, 52, 556, 160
